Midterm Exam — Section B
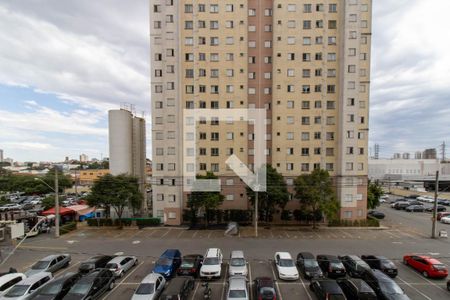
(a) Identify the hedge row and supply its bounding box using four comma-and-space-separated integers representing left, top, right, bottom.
86, 218, 160, 227
60, 222, 77, 235
328, 217, 380, 227
183, 209, 252, 224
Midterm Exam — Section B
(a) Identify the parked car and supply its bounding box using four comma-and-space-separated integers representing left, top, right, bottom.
106, 256, 138, 278
337, 278, 377, 300
425, 205, 447, 212
131, 273, 165, 300
393, 202, 410, 210
199, 248, 223, 280
253, 277, 276, 300
367, 211, 385, 219
447, 279, 450, 291
30, 272, 81, 300
229, 251, 248, 277
274, 252, 299, 281
153, 249, 182, 279
296, 252, 323, 279
403, 254, 448, 278
361, 255, 398, 278
339, 255, 370, 278
360, 269, 410, 300
309, 279, 346, 300
78, 255, 113, 274
63, 269, 114, 300
441, 216, 450, 224
437, 212, 450, 221
405, 205, 425, 212
226, 275, 248, 300
317, 255, 346, 278
158, 276, 194, 300
177, 254, 203, 277
406, 200, 423, 206
0, 273, 26, 296
1, 272, 52, 300
0, 204, 22, 212
25, 255, 71, 277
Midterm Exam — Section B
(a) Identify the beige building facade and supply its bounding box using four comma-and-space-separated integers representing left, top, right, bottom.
151, 0, 371, 225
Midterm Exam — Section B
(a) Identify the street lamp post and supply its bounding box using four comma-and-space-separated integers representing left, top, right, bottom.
34, 167, 60, 238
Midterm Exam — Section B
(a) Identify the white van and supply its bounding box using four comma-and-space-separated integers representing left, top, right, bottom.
200, 248, 223, 280
0, 273, 26, 295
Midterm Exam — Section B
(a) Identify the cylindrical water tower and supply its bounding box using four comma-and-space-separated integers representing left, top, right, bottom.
108, 109, 133, 175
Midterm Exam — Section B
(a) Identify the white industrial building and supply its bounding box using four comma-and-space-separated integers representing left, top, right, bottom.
368, 159, 441, 180
108, 108, 147, 214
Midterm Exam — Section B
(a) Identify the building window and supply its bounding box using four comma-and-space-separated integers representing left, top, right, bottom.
344, 211, 352, 219
301, 132, 310, 141
301, 163, 309, 172
287, 4, 296, 12
329, 4, 337, 13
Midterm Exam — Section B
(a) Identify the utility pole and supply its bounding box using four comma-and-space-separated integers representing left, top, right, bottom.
388, 177, 391, 194
254, 190, 258, 238
54, 167, 60, 238
431, 171, 439, 239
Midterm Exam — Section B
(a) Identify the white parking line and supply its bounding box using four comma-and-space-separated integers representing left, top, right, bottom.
177, 230, 185, 238
397, 276, 433, 300
161, 229, 171, 238
270, 262, 283, 300
190, 282, 199, 300
207, 231, 212, 239
298, 274, 313, 300
101, 261, 144, 300
193, 230, 198, 238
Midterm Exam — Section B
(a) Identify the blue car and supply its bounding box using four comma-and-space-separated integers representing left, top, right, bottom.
153, 249, 182, 278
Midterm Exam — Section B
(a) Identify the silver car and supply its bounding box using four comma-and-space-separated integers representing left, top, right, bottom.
106, 256, 138, 277
226, 275, 249, 300
0, 272, 53, 300
25, 254, 71, 277
131, 273, 166, 300
229, 251, 248, 277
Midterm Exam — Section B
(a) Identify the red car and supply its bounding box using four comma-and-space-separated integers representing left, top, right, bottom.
403, 255, 448, 278
437, 212, 450, 221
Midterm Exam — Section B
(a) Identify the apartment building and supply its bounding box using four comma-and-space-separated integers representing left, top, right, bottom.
151, 0, 371, 225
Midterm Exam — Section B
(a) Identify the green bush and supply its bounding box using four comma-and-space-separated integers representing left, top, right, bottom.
60, 222, 77, 235
136, 218, 160, 228
86, 218, 99, 226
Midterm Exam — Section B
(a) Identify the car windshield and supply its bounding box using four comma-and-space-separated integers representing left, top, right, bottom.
381, 260, 395, 268
5, 285, 29, 297
157, 257, 172, 266
203, 257, 219, 265
304, 259, 319, 268
330, 262, 344, 269
379, 280, 403, 294
31, 261, 50, 270
229, 290, 246, 298
181, 259, 194, 268
135, 283, 155, 294
80, 263, 95, 269
106, 263, 118, 269
38, 282, 63, 295
279, 259, 294, 267
230, 258, 246, 266
260, 287, 275, 296
433, 264, 446, 270
68, 283, 91, 295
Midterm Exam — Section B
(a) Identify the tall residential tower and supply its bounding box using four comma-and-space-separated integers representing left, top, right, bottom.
151, 0, 372, 225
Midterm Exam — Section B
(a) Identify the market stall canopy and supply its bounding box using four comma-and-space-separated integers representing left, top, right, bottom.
41, 207, 75, 216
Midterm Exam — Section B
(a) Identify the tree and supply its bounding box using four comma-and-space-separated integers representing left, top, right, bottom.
246, 165, 290, 222
187, 172, 224, 227
41, 195, 62, 210
367, 181, 383, 209
294, 169, 339, 229
87, 174, 143, 225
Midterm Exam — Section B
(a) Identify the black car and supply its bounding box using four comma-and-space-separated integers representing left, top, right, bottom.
296, 252, 323, 279
310, 279, 346, 300
367, 211, 385, 219
177, 254, 203, 277
63, 269, 115, 300
360, 269, 410, 300
159, 276, 194, 300
361, 255, 398, 278
405, 205, 424, 212
78, 255, 114, 274
447, 279, 450, 291
339, 255, 371, 278
337, 278, 377, 300
31, 272, 81, 300
393, 202, 410, 210
254, 277, 277, 300
317, 255, 346, 278
425, 205, 447, 212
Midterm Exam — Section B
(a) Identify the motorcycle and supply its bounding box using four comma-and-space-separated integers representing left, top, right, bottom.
202, 282, 211, 299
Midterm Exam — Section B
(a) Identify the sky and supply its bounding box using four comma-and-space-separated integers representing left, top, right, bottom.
0, 0, 449, 162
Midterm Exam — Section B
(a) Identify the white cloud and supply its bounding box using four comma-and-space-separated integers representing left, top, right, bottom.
2, 142, 54, 150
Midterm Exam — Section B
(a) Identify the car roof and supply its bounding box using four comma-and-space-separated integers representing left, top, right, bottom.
162, 249, 180, 258
341, 278, 373, 291
231, 250, 245, 258
318, 254, 338, 260
276, 252, 292, 259
299, 252, 315, 259
372, 269, 391, 280
0, 273, 26, 285
108, 256, 133, 263
39, 254, 68, 261
315, 279, 342, 293
19, 272, 52, 284
141, 273, 162, 283
229, 276, 247, 289
78, 270, 104, 283
205, 248, 221, 257
85, 255, 109, 262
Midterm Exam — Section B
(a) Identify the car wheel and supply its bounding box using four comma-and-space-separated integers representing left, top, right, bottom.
109, 281, 115, 290
119, 271, 124, 278
134, 259, 138, 266
423, 271, 429, 278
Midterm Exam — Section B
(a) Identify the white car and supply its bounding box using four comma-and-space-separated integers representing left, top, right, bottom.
0, 273, 26, 296
131, 273, 166, 300
441, 216, 450, 224
0, 272, 52, 300
226, 275, 249, 300
229, 251, 248, 277
200, 248, 223, 279
274, 252, 299, 280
